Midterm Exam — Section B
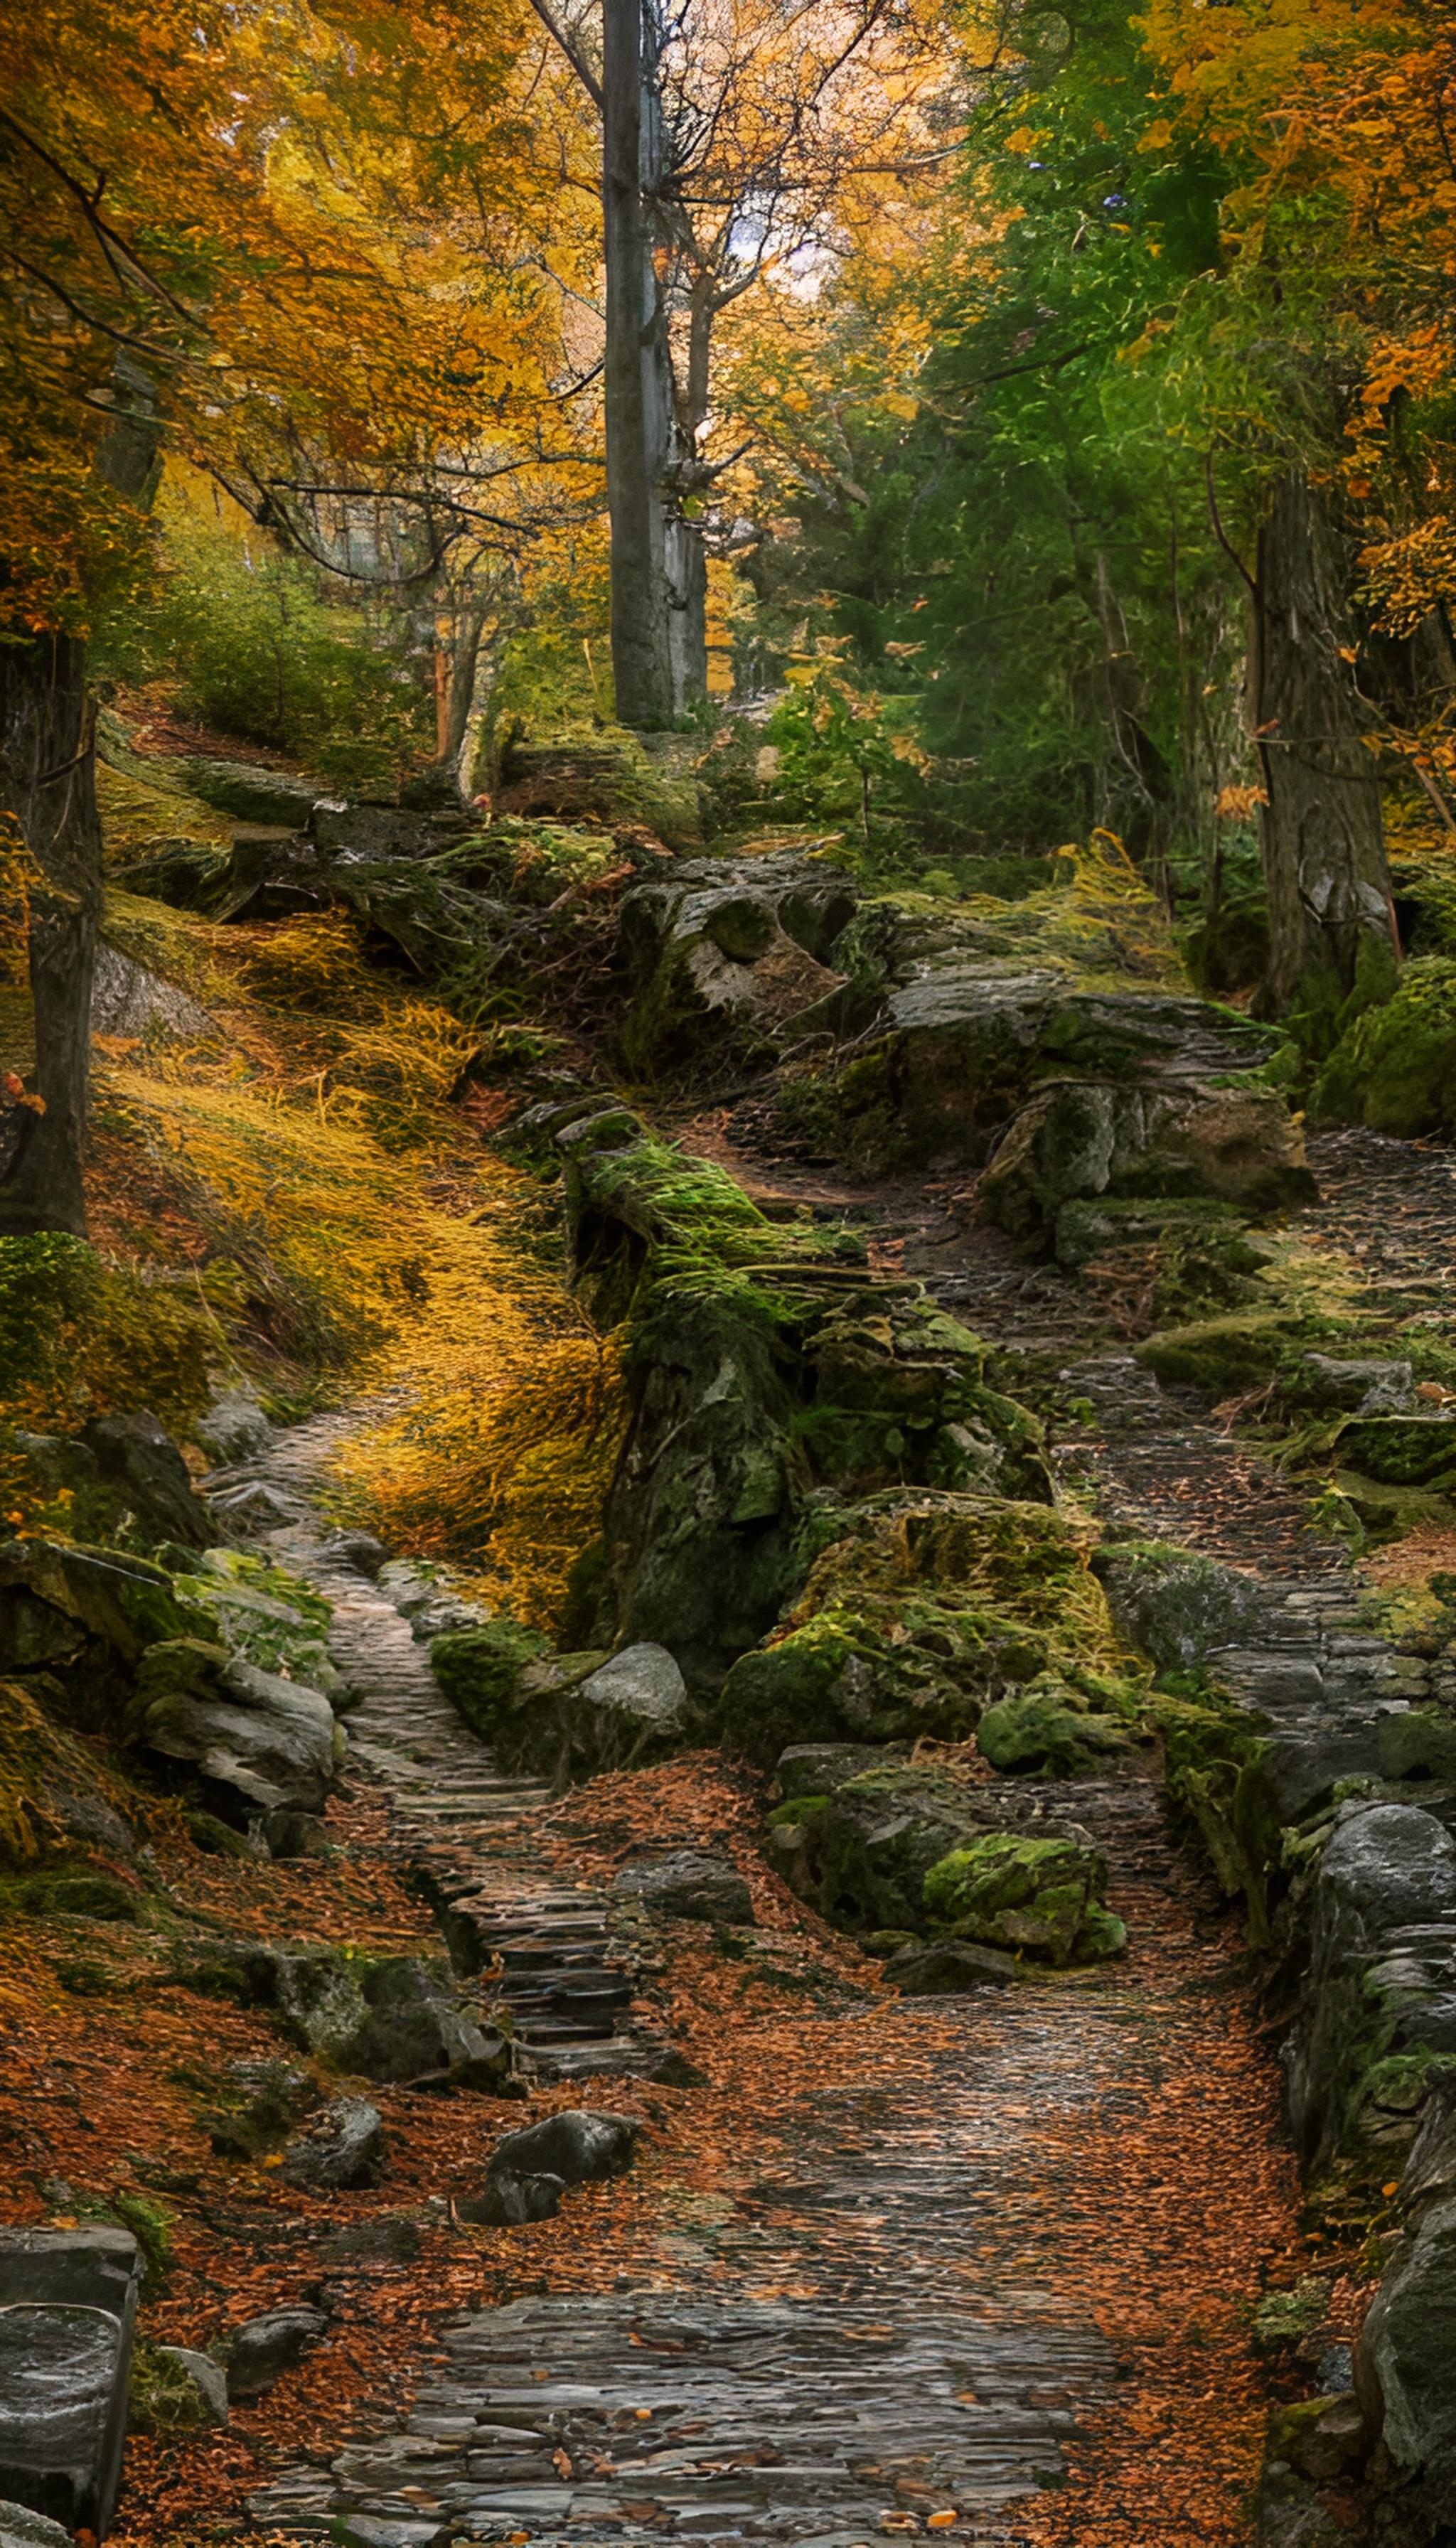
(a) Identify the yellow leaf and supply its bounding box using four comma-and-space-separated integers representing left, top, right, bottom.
1138, 118, 1174, 152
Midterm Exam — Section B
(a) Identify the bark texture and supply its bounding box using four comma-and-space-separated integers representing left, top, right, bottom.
1253, 471, 1397, 1034
603, 0, 676, 730
0, 631, 102, 1236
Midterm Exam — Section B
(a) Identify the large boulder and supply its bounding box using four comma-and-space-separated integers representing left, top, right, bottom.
615, 852, 857, 1075
1093, 1541, 1274, 1673
719, 1492, 1131, 1765
923, 1832, 1125, 1966
1359, 2198, 1456, 2517
1284, 1806, 1456, 2163
180, 1942, 513, 2092
136, 1642, 342, 1815
982, 1075, 1312, 1242
431, 1626, 690, 1784
80, 1410, 216, 1549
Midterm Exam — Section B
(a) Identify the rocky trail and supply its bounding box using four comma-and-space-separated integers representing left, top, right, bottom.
205, 1138, 1445, 2547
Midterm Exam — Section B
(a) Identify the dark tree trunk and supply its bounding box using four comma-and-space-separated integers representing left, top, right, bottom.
602, 0, 675, 730
1253, 471, 1398, 1038
0, 631, 102, 1237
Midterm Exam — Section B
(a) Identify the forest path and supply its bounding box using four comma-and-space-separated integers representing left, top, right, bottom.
216, 1135, 1456, 2548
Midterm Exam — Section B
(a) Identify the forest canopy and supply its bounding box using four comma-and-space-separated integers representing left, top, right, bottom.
4, 0, 1456, 1228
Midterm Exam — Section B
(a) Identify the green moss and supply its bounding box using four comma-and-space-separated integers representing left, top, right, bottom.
129, 2340, 213, 2436
1312, 956, 1456, 1138
1135, 1312, 1302, 1396
431, 1621, 550, 1740
976, 1674, 1136, 1776
719, 1491, 1135, 1764
922, 1833, 1124, 1966
0, 1868, 141, 1922
1148, 1686, 1275, 1941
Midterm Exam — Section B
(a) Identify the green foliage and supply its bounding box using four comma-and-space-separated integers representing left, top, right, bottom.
764, 663, 932, 864
1312, 957, 1456, 1138
97, 510, 432, 788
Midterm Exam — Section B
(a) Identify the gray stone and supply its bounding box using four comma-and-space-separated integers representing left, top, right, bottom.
259, 1806, 331, 1860
157, 2345, 229, 2427
0, 2502, 73, 2548
882, 1939, 1018, 1993
1300, 1354, 1415, 1415
1317, 1804, 1456, 1938
461, 2171, 566, 2227
90, 943, 220, 1046
611, 1851, 753, 1925
1359, 2197, 1456, 2498
193, 1389, 272, 1467
142, 1651, 340, 1814
0, 2306, 128, 2537
81, 1409, 215, 1550
282, 2098, 387, 2191
1092, 1541, 1273, 1673
775, 1743, 892, 1800
331, 1531, 387, 1578
223, 2306, 328, 2399
182, 1942, 512, 2092
486, 2109, 639, 2193
579, 1644, 688, 1745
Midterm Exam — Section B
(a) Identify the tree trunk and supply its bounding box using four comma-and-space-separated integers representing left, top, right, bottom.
0, 358, 159, 1237
0, 632, 102, 1237
602, 0, 675, 729
1253, 471, 1398, 1039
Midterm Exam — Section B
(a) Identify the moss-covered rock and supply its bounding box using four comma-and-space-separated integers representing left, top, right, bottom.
557, 1112, 1056, 1693
984, 1078, 1312, 1243
614, 852, 856, 1078
975, 1674, 1137, 1776
763, 1757, 997, 1934
923, 1833, 1125, 1966
1093, 1540, 1273, 1672
719, 1492, 1134, 1763
1312, 956, 1456, 1139
1134, 1312, 1302, 1396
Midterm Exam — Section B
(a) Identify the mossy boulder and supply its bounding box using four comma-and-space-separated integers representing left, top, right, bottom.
559, 1111, 1056, 1691
178, 1939, 513, 2090
1312, 956, 1456, 1139
1092, 1540, 1273, 1672
431, 1624, 624, 1781
923, 1833, 1125, 1965
1134, 1312, 1301, 1396
718, 1492, 1128, 1764
614, 852, 856, 1076
983, 1077, 1312, 1243
764, 1760, 995, 1934
1330, 1416, 1456, 1494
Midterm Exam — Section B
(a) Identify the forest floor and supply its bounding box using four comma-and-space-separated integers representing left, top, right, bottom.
10, 744, 1450, 2545
18, 1119, 1433, 2547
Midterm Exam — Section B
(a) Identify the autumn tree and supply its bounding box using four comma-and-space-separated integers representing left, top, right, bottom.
527, 0, 949, 728
0, 0, 584, 1233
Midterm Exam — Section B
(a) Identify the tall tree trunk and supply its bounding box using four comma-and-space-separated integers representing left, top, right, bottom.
0, 359, 159, 1236
1252, 471, 1398, 1039
0, 632, 102, 1237
602, 0, 675, 729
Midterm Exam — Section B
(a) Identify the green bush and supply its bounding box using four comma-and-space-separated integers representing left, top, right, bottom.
97, 513, 432, 789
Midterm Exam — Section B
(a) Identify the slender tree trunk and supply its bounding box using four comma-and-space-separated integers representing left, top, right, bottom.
602, 0, 675, 729
0, 633, 102, 1236
1252, 471, 1398, 1039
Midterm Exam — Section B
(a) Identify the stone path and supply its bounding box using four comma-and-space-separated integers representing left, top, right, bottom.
226, 1126, 1456, 2548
